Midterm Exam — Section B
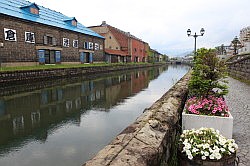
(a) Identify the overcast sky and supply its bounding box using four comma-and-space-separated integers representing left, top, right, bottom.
31, 0, 250, 56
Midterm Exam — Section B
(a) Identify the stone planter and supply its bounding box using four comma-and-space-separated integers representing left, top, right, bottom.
178, 150, 237, 166
182, 112, 233, 138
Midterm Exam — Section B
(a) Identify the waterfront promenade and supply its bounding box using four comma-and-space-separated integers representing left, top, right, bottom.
225, 77, 250, 166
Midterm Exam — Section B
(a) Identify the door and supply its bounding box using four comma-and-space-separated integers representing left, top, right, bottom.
45, 50, 50, 64
50, 51, 55, 64
44, 50, 56, 64
86, 53, 90, 63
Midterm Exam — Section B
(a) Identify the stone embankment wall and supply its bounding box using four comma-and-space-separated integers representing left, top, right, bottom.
84, 71, 191, 166
0, 64, 162, 85
227, 54, 250, 81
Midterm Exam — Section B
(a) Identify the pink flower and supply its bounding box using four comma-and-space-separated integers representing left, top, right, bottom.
185, 96, 230, 117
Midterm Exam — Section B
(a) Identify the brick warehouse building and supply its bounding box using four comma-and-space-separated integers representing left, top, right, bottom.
89, 21, 148, 63
0, 0, 104, 67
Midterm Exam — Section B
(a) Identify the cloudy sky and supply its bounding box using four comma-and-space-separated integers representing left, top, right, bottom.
31, 0, 250, 56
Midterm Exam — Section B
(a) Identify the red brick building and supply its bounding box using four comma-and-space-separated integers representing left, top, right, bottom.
131, 37, 147, 62
0, 0, 104, 67
89, 21, 148, 63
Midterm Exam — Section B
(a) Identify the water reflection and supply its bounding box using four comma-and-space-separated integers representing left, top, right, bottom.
0, 65, 189, 166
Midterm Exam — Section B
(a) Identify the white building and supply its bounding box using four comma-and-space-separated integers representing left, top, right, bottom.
239, 26, 250, 54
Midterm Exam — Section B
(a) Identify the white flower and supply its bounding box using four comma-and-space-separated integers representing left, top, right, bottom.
188, 154, 193, 160
209, 153, 215, 160
204, 151, 209, 156
214, 152, 222, 160
220, 148, 225, 152
203, 143, 210, 149
186, 150, 192, 157
192, 147, 198, 152
196, 144, 202, 148
184, 143, 191, 149
219, 137, 227, 146
180, 128, 238, 161
228, 147, 235, 153
232, 143, 238, 150
201, 156, 206, 160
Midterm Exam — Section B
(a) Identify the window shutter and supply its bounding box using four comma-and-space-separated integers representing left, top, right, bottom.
87, 42, 89, 49
52, 37, 57, 46
43, 36, 47, 45
37, 50, 45, 63
55, 51, 61, 63
84, 42, 86, 49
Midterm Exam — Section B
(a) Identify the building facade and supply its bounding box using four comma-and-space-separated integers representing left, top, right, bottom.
0, 0, 104, 67
89, 21, 148, 63
148, 49, 163, 63
239, 26, 250, 54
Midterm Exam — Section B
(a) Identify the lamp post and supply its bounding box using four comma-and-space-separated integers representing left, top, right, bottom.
187, 28, 205, 55
231, 36, 241, 55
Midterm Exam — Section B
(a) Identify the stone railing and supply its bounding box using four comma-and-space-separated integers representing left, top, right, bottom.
226, 53, 250, 81
83, 71, 191, 166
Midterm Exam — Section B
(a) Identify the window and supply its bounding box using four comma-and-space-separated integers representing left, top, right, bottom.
25, 31, 35, 43
134, 48, 137, 52
109, 36, 112, 39
100, 45, 103, 50
116, 47, 118, 50
30, 7, 39, 14
4, 28, 17, 41
63, 38, 70, 47
47, 36, 53, 45
43, 35, 56, 45
84, 41, 88, 49
73, 40, 78, 48
95, 43, 99, 50
72, 20, 77, 26
89, 42, 93, 50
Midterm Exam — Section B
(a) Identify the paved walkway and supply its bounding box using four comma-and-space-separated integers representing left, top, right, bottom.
225, 77, 250, 166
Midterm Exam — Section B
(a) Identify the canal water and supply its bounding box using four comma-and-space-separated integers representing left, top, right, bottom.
0, 64, 189, 166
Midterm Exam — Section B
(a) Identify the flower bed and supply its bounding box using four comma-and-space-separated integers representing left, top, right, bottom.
184, 96, 229, 117
179, 128, 238, 166
182, 96, 233, 138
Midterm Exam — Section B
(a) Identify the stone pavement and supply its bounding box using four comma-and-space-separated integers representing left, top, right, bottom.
225, 77, 250, 166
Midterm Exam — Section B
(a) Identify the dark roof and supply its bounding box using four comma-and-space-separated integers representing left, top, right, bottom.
0, 0, 104, 39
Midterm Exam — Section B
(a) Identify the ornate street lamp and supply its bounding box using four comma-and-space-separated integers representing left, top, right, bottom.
187, 28, 205, 55
231, 36, 241, 55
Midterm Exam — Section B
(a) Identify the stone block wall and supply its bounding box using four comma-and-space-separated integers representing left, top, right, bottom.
227, 54, 250, 81
83, 71, 191, 166
0, 64, 163, 85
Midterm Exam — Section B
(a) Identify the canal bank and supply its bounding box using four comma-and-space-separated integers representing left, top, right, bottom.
0, 63, 164, 85
84, 70, 191, 166
0, 64, 165, 97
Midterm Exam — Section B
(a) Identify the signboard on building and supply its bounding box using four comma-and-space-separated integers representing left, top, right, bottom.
25, 31, 35, 43
4, 28, 17, 41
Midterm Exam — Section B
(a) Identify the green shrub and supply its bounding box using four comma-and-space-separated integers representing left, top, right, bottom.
188, 48, 228, 97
